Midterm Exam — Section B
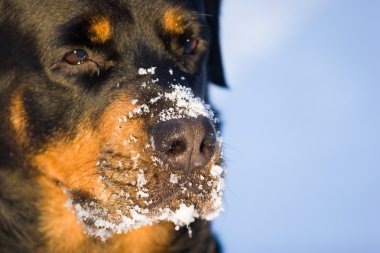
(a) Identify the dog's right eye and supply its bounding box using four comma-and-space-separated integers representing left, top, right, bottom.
183, 38, 199, 55
63, 49, 89, 65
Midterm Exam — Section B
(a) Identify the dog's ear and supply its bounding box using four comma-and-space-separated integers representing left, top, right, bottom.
205, 0, 227, 87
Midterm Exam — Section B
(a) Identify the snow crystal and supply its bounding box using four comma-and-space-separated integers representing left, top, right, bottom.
136, 170, 147, 188
138, 67, 156, 75
150, 155, 164, 167
136, 191, 150, 199
170, 174, 179, 184
149, 93, 163, 104
129, 135, 137, 143
168, 204, 198, 227
138, 68, 148, 75
64, 198, 73, 209
210, 165, 223, 177
131, 154, 141, 161
128, 104, 150, 118
158, 85, 216, 122
147, 67, 156, 74
150, 136, 156, 150
204, 164, 225, 221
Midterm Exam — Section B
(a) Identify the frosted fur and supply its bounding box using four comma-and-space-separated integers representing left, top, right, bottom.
138, 67, 156, 75
66, 163, 224, 241
64, 82, 224, 241
158, 85, 217, 123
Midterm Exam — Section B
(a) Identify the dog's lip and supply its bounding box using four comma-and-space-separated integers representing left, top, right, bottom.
150, 179, 204, 206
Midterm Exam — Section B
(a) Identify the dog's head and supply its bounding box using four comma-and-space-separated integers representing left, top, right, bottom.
1, 0, 226, 240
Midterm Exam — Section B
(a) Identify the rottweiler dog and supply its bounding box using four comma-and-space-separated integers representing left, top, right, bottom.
0, 0, 226, 252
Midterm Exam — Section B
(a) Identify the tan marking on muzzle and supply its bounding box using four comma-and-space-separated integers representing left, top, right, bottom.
32, 96, 145, 199
34, 97, 173, 251
38, 176, 173, 253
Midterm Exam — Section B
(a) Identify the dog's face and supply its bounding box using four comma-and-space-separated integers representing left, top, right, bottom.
1, 0, 225, 240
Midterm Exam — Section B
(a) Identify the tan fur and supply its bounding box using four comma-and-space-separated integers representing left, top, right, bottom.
163, 8, 186, 34
9, 89, 27, 145
37, 176, 89, 253
89, 17, 112, 43
113, 222, 174, 253
32, 128, 107, 202
32, 98, 173, 252
33, 97, 133, 184
38, 176, 173, 253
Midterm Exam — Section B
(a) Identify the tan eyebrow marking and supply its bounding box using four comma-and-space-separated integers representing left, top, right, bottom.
163, 8, 186, 34
89, 17, 112, 43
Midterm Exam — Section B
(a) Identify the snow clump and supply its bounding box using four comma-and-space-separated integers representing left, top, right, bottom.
158, 85, 217, 123
65, 163, 224, 241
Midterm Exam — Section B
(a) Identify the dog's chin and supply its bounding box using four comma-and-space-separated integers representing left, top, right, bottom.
65, 163, 224, 241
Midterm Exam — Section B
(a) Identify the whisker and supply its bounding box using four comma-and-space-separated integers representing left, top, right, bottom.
66, 159, 100, 186
68, 171, 103, 187
195, 13, 213, 17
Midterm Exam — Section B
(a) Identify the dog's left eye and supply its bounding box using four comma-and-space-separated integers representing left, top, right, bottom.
183, 38, 199, 55
63, 49, 89, 65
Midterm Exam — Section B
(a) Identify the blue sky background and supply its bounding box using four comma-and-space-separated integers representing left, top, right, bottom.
211, 0, 380, 252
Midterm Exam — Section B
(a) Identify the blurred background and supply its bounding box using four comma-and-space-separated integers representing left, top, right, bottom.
211, 0, 380, 252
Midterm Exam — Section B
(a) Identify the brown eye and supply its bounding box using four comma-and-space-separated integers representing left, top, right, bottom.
63, 49, 89, 65
183, 38, 199, 55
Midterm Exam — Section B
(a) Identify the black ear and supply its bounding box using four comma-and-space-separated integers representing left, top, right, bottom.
205, 0, 227, 87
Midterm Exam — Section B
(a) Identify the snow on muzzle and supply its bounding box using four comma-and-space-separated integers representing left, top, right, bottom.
64, 84, 225, 241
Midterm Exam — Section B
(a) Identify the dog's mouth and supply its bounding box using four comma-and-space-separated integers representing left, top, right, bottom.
61, 83, 225, 241
65, 148, 224, 241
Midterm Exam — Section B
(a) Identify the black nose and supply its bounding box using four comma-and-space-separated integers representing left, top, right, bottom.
150, 116, 217, 173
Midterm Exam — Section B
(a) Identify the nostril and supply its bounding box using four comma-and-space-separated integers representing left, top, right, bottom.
199, 135, 216, 155
199, 138, 208, 154
168, 140, 187, 156
150, 116, 216, 172
200, 139, 206, 154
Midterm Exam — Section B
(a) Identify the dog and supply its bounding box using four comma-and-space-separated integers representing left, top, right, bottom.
0, 0, 227, 252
